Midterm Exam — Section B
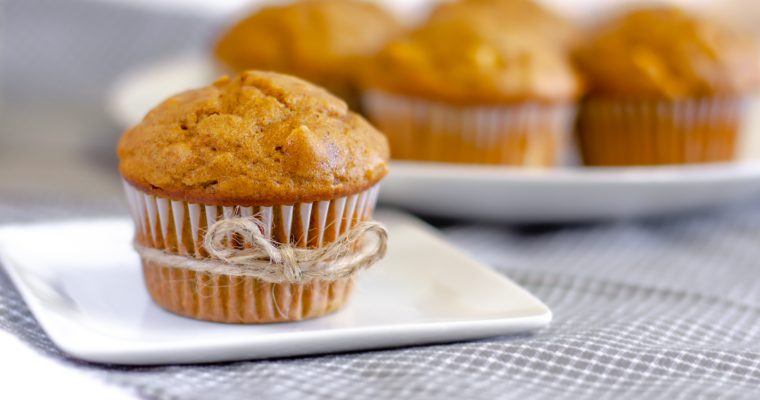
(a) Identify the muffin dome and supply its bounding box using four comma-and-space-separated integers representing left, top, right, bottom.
427, 0, 580, 50
362, 18, 582, 104
575, 7, 760, 98
118, 71, 389, 205
214, 0, 402, 107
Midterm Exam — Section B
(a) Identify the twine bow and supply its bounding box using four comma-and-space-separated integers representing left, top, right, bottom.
135, 215, 388, 284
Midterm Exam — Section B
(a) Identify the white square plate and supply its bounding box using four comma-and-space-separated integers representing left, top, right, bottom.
0, 210, 551, 365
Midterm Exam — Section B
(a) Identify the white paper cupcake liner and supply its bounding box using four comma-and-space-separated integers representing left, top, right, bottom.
577, 97, 743, 165
122, 182, 380, 323
362, 90, 576, 166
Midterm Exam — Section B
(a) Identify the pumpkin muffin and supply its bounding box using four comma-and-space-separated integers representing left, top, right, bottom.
574, 7, 760, 166
361, 18, 582, 166
214, 0, 402, 111
118, 70, 389, 323
427, 0, 580, 51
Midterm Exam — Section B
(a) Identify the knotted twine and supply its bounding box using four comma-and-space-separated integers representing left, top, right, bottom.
134, 216, 388, 284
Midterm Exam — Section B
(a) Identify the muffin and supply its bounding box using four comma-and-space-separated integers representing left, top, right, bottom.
574, 7, 760, 166
214, 0, 402, 111
427, 0, 580, 51
118, 70, 389, 323
361, 19, 582, 166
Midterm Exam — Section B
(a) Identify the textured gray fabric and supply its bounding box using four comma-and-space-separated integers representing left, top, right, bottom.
4, 202, 760, 399
5, 0, 760, 398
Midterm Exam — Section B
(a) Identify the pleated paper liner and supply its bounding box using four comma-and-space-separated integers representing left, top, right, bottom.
123, 182, 380, 323
362, 90, 576, 166
577, 97, 742, 166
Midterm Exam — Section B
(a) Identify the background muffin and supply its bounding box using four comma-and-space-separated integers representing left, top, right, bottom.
574, 7, 760, 166
118, 70, 389, 323
427, 0, 580, 51
361, 18, 582, 166
214, 0, 402, 111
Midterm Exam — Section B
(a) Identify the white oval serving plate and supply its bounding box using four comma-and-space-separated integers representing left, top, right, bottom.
109, 55, 760, 222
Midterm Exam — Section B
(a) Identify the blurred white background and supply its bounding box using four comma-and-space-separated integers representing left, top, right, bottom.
2, 0, 759, 208
92, 0, 744, 24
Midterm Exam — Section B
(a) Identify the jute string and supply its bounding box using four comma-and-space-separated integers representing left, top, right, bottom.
134, 216, 388, 284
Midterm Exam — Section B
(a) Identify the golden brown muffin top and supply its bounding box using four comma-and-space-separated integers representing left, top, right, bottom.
427, 0, 580, 51
575, 7, 760, 98
118, 71, 389, 206
214, 0, 402, 91
361, 18, 582, 104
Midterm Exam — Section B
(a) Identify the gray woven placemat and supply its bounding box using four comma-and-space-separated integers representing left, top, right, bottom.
3, 199, 760, 400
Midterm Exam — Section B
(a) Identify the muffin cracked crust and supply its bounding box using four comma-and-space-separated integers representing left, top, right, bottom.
118, 71, 389, 205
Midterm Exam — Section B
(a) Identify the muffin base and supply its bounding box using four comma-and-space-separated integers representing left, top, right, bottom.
142, 260, 353, 323
124, 182, 379, 324
577, 97, 741, 166
363, 91, 576, 166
